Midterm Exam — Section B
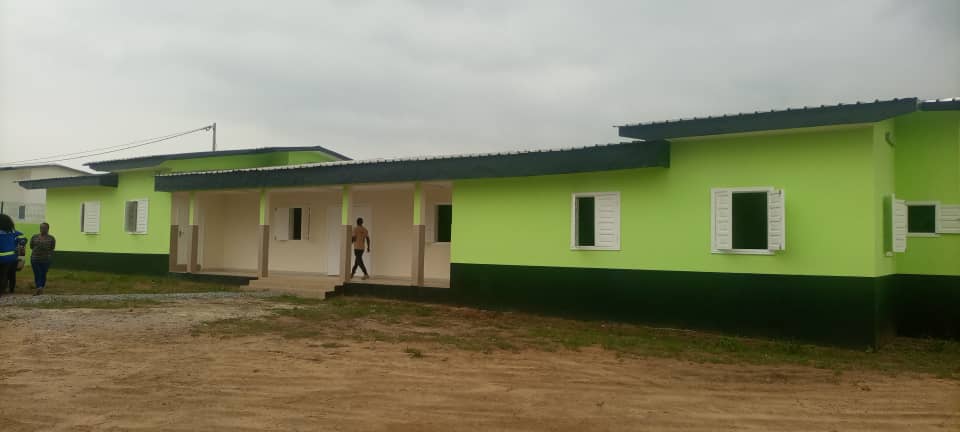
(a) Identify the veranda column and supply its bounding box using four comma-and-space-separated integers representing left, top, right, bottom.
257, 189, 270, 278
187, 192, 200, 273
340, 186, 353, 283
411, 182, 425, 287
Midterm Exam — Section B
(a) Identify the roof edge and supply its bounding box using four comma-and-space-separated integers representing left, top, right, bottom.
85, 145, 351, 172
618, 98, 920, 140
155, 141, 670, 192
18, 173, 118, 190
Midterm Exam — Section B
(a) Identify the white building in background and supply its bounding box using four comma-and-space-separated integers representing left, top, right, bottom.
0, 164, 89, 224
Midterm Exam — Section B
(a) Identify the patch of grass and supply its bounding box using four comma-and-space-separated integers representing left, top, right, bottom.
404, 347, 424, 358
13, 267, 238, 296
191, 297, 960, 379
320, 342, 348, 349
264, 295, 325, 306
20, 298, 164, 309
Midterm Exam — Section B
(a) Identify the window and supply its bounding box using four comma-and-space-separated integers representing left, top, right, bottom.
711, 187, 784, 254
274, 207, 310, 240
17, 205, 26, 220
435, 204, 452, 243
571, 192, 620, 250
906, 202, 937, 236
81, 201, 101, 234
124, 199, 149, 234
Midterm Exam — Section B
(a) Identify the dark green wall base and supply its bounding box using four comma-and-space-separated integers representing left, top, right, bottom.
53, 251, 170, 275
450, 263, 891, 348
331, 283, 455, 303
892, 274, 960, 339
168, 272, 255, 286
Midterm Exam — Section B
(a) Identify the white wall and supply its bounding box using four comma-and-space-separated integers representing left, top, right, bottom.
199, 192, 259, 271
0, 171, 30, 203
353, 186, 413, 278
267, 189, 340, 273
422, 184, 452, 280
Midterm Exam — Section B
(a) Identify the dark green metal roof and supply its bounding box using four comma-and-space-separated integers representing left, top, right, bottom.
18, 173, 118, 190
155, 141, 670, 192
85, 145, 351, 172
919, 98, 960, 111
618, 98, 921, 140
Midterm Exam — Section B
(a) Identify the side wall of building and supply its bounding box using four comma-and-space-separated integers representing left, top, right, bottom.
890, 111, 960, 339
450, 126, 887, 347
44, 170, 171, 273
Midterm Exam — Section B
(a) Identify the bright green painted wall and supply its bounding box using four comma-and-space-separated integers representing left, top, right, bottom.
872, 120, 897, 276
452, 126, 882, 277
161, 151, 338, 173
286, 151, 338, 165
45, 171, 171, 254
894, 111, 960, 276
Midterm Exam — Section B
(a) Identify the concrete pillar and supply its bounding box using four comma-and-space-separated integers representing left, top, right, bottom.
187, 192, 199, 273
340, 186, 353, 283
411, 182, 425, 286
168, 225, 179, 272
257, 189, 270, 278
411, 225, 425, 287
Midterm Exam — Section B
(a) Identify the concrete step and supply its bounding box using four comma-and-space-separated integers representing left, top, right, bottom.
246, 274, 340, 299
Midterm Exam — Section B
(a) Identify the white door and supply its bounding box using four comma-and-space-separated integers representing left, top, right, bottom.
352, 205, 373, 275
325, 206, 341, 276
175, 195, 190, 265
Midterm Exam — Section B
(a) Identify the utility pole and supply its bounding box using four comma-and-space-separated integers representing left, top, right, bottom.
211, 122, 217, 151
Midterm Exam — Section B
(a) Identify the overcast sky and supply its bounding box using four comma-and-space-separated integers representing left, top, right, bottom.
1, 0, 958, 170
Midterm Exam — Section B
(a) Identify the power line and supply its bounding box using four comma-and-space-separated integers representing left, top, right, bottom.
0, 124, 214, 167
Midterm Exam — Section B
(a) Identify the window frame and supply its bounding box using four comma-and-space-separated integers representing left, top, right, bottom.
570, 191, 621, 251
711, 186, 776, 255
905, 201, 940, 237
433, 202, 452, 244
124, 198, 149, 235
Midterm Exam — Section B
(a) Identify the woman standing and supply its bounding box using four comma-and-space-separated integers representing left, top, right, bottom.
30, 222, 55, 296
0, 214, 26, 296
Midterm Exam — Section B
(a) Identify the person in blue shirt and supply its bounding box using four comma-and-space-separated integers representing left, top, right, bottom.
0, 214, 27, 295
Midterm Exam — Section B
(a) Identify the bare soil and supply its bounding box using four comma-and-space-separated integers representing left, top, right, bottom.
1, 298, 958, 431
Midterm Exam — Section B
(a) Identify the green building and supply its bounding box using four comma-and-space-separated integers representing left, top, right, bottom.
20, 97, 959, 347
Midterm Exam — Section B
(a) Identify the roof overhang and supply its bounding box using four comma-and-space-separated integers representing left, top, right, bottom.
18, 173, 118, 190
85, 145, 350, 172
0, 164, 89, 175
618, 98, 920, 140
919, 98, 960, 111
155, 141, 670, 192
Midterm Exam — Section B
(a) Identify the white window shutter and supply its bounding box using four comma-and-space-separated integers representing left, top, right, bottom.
712, 189, 733, 251
594, 193, 620, 249
892, 198, 907, 253
273, 207, 290, 240
84, 201, 101, 234
136, 199, 149, 233
767, 189, 785, 251
938, 204, 960, 234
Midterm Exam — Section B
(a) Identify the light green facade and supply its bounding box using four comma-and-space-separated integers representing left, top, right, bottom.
162, 150, 336, 173
46, 170, 172, 254
452, 125, 885, 277
45, 150, 340, 255
894, 111, 960, 276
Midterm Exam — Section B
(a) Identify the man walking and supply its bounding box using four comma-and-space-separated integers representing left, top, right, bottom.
351, 217, 371, 280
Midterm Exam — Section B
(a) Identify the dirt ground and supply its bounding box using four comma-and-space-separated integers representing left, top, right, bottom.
1, 298, 958, 432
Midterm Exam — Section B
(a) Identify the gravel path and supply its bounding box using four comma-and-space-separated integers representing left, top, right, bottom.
0, 291, 281, 306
